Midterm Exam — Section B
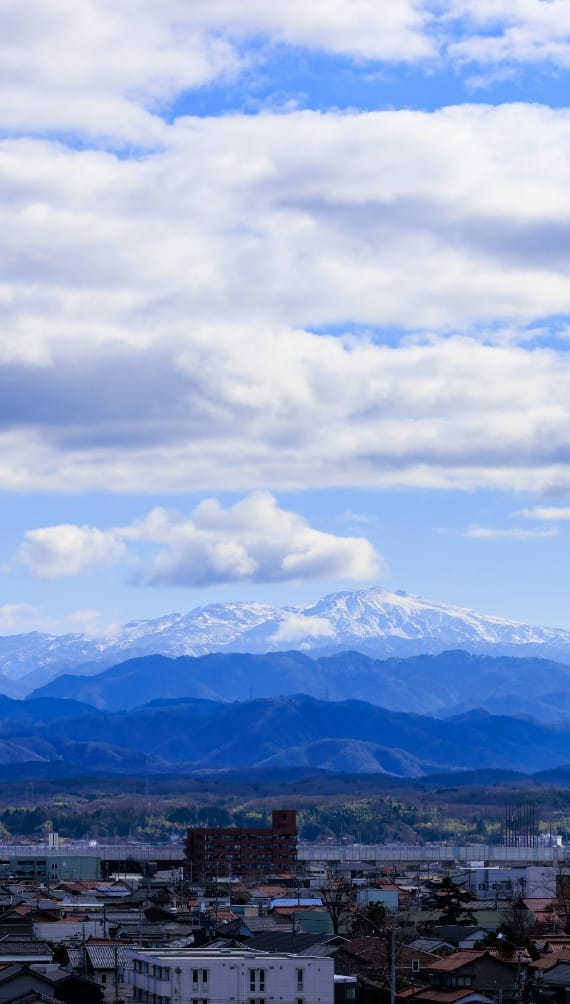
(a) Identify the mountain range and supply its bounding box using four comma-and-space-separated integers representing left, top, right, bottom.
4, 586, 570, 697
0, 692, 568, 778
27, 649, 570, 722
1, 586, 570, 780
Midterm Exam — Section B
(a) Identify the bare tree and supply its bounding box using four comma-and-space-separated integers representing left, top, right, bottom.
555, 867, 570, 934
320, 875, 354, 934
499, 897, 537, 945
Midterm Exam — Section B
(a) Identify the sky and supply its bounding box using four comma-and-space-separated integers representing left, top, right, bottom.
3, 0, 570, 637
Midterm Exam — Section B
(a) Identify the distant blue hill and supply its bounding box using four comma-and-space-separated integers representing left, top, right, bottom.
0, 689, 563, 777
28, 648, 570, 722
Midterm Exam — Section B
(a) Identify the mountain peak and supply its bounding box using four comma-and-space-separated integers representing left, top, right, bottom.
3, 586, 570, 695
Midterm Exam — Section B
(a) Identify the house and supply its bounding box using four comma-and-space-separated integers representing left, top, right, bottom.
336, 934, 437, 984
433, 928, 488, 950
397, 986, 494, 1004
335, 974, 357, 1004
63, 942, 133, 1003
0, 941, 53, 966
527, 950, 570, 1003
0, 962, 102, 1003
424, 949, 521, 1003
408, 938, 456, 958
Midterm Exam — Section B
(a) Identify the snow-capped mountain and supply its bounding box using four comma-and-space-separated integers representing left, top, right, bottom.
3, 586, 570, 696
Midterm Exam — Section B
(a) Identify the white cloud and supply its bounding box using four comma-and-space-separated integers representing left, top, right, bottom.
2, 106, 570, 494
0, 1, 241, 143
132, 493, 381, 586
0, 604, 36, 631
14, 493, 381, 587
3, 3, 570, 149
63, 609, 123, 640
447, 0, 570, 70
0, 1, 435, 142
338, 509, 377, 526
16, 524, 126, 579
0, 603, 122, 638
465, 526, 559, 540
517, 506, 570, 521
269, 613, 336, 645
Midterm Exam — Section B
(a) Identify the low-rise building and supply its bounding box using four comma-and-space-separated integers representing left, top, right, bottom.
124, 946, 334, 1004
424, 949, 521, 1003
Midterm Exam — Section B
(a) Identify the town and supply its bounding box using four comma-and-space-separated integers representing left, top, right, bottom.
0, 809, 568, 1004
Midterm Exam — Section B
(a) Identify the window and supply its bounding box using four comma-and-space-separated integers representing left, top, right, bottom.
296, 969, 304, 992
249, 969, 266, 992
192, 970, 209, 988
153, 966, 170, 981
448, 976, 473, 988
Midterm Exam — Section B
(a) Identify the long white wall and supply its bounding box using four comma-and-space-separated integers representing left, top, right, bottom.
298, 843, 566, 866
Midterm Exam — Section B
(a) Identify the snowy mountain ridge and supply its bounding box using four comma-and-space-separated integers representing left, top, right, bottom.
2, 586, 570, 696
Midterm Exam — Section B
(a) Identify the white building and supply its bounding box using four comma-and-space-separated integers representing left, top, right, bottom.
124, 947, 335, 1004
453, 865, 557, 899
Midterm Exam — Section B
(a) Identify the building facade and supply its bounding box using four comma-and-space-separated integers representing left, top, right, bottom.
185, 809, 298, 880
124, 946, 334, 1004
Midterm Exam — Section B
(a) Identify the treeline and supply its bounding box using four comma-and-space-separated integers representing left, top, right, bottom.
0, 795, 507, 843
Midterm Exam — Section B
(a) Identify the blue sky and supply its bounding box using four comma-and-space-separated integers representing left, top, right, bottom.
3, 1, 570, 636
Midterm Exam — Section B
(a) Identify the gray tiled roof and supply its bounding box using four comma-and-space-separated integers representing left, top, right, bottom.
86, 944, 132, 969
0, 940, 53, 956
8, 994, 61, 1004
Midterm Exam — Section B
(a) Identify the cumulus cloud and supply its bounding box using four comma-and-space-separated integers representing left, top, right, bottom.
269, 613, 336, 645
14, 494, 381, 587
16, 525, 126, 578
0, 1, 241, 143
131, 493, 381, 586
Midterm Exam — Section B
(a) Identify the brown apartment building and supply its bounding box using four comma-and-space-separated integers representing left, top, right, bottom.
185, 809, 298, 880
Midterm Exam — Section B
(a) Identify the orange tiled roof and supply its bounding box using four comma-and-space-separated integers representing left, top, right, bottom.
427, 952, 488, 972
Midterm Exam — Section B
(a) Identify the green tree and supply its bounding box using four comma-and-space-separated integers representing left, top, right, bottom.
430, 877, 477, 926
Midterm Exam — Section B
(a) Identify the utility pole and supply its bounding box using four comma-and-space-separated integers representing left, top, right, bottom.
390, 909, 396, 1004
114, 944, 120, 1004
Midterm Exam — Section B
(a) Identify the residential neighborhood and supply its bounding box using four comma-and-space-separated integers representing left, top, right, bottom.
0, 813, 567, 1003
